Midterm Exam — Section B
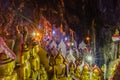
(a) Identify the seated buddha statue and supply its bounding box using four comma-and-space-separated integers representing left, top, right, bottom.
30, 56, 40, 79
22, 43, 30, 64
92, 66, 103, 80
81, 63, 90, 80
0, 37, 16, 80
114, 28, 119, 36
108, 62, 118, 79
0, 53, 15, 77
21, 43, 31, 80
52, 51, 67, 80
74, 64, 81, 79
30, 42, 40, 79
30, 42, 40, 70
40, 64, 48, 80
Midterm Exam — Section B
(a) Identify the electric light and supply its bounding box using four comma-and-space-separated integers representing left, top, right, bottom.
87, 55, 92, 62
86, 36, 90, 41
67, 42, 70, 46
32, 32, 36, 36
36, 33, 40, 36
71, 42, 74, 46
52, 30, 56, 35
65, 37, 68, 41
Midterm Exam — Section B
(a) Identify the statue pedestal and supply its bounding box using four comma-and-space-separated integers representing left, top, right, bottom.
0, 71, 17, 80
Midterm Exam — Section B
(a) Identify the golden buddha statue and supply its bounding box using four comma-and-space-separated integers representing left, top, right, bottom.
30, 42, 40, 71
21, 61, 31, 80
30, 42, 40, 79
81, 63, 90, 80
0, 37, 17, 80
110, 63, 117, 79
101, 65, 104, 73
92, 66, 102, 80
0, 53, 17, 80
22, 44, 30, 64
114, 28, 119, 36
30, 56, 40, 79
32, 41, 40, 54
20, 43, 31, 80
74, 65, 81, 79
0, 53, 15, 76
52, 51, 67, 80
67, 74, 72, 80
40, 64, 48, 80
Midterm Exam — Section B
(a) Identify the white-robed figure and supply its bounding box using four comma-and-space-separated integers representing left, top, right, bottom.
58, 39, 66, 58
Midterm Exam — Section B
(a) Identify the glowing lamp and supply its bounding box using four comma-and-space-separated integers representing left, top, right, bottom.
71, 42, 74, 46
32, 32, 36, 36
65, 37, 68, 41
67, 42, 70, 46
52, 30, 56, 35
36, 33, 40, 36
86, 36, 90, 41
87, 55, 92, 62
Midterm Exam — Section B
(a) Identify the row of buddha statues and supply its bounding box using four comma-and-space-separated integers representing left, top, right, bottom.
0, 37, 102, 80
0, 36, 47, 80
1, 35, 120, 80
17, 41, 49, 80
49, 51, 104, 80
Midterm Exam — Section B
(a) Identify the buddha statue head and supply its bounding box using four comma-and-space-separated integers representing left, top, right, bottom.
32, 41, 40, 54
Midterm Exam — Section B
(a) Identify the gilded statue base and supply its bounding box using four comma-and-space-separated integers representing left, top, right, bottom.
0, 71, 17, 80
0, 57, 15, 77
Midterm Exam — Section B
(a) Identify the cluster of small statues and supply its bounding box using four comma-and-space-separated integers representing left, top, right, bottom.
1, 28, 120, 80
0, 35, 105, 80
48, 51, 103, 80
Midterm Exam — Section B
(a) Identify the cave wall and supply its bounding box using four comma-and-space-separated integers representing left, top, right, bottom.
0, 0, 120, 66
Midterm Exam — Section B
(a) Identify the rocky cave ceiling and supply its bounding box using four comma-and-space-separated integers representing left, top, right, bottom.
0, 0, 120, 41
